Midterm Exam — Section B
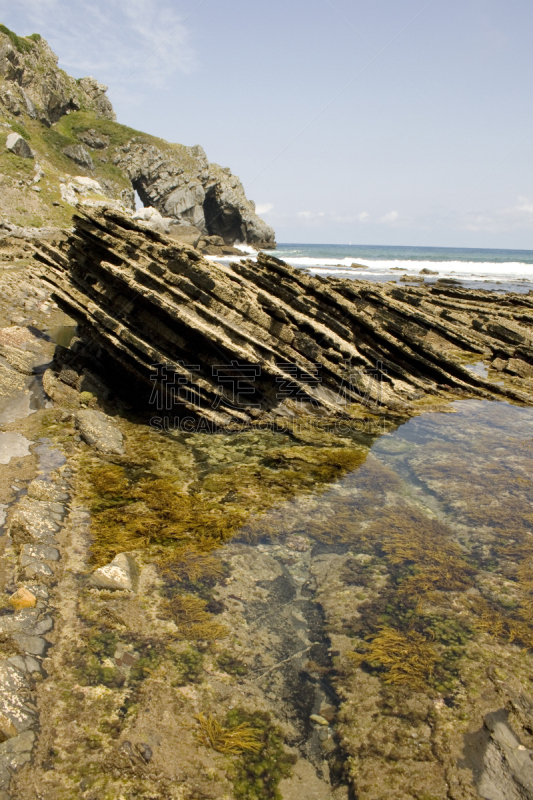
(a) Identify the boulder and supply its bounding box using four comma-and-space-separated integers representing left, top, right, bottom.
62, 144, 93, 170
132, 206, 175, 234
77, 128, 110, 150
91, 553, 133, 591
75, 409, 124, 454
6, 132, 33, 159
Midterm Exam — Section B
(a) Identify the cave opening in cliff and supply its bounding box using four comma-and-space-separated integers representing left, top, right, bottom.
131, 178, 150, 210
203, 185, 244, 244
133, 189, 144, 211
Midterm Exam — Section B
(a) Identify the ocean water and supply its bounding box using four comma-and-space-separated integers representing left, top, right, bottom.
219, 242, 533, 293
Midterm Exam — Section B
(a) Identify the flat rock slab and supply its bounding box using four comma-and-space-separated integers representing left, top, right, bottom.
0, 610, 42, 635
27, 478, 68, 502
75, 409, 124, 454
21, 543, 60, 562
11, 634, 48, 657
10, 498, 60, 543
0, 432, 32, 464
0, 729, 35, 772
23, 562, 54, 579
0, 662, 35, 738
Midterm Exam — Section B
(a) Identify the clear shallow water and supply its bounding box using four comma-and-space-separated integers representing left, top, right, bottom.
231, 399, 533, 795
51, 399, 533, 798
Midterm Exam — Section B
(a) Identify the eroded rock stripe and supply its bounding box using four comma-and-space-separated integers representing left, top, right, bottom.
0, 455, 70, 800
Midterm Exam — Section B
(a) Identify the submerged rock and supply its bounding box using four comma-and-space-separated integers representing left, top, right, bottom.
0, 432, 31, 464
75, 409, 124, 454
91, 553, 133, 591
8, 587, 37, 610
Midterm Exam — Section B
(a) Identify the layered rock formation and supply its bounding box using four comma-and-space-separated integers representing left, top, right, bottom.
35, 207, 533, 427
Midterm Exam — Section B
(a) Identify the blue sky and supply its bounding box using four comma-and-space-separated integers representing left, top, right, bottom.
3, 0, 533, 248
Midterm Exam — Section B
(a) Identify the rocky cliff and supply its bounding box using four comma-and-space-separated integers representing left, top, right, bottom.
0, 25, 115, 125
35, 207, 533, 428
0, 25, 275, 250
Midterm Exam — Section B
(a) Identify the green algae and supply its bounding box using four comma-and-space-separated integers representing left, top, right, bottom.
217, 651, 249, 677
173, 646, 204, 684
226, 710, 295, 800
75, 629, 124, 689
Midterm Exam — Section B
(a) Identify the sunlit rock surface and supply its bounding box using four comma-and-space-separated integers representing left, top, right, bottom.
37, 207, 533, 426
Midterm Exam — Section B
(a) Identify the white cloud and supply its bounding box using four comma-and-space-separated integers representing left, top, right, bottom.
297, 210, 326, 221
378, 210, 399, 224
460, 197, 533, 232
9, 0, 195, 92
255, 203, 273, 215
358, 211, 370, 222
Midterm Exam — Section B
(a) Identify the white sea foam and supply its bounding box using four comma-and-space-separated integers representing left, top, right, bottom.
234, 243, 257, 255
205, 254, 533, 284
278, 257, 533, 282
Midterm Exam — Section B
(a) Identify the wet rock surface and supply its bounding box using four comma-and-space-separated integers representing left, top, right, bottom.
75, 409, 124, 454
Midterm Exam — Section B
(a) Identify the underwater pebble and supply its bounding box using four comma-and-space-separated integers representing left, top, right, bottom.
310, 714, 329, 726
23, 562, 53, 578
120, 740, 136, 762
8, 588, 36, 610
286, 535, 310, 552
20, 544, 59, 563
136, 742, 152, 762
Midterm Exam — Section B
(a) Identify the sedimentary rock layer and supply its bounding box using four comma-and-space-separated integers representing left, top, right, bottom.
35, 208, 533, 425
